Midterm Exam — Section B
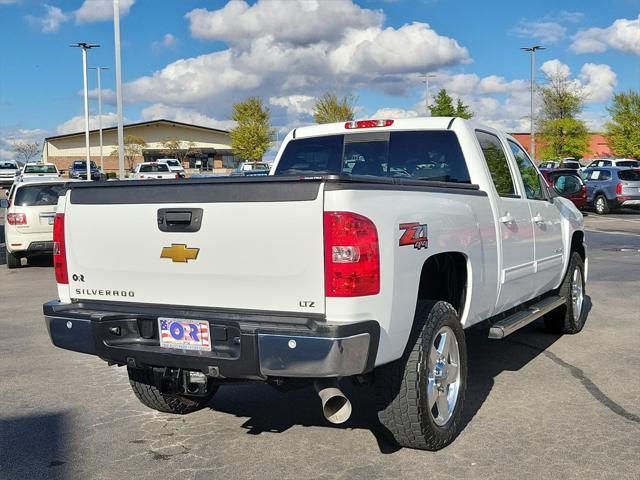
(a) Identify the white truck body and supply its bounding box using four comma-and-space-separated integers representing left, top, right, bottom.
44, 117, 587, 448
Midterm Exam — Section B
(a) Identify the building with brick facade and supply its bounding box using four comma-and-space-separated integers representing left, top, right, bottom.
42, 119, 237, 174
511, 132, 613, 162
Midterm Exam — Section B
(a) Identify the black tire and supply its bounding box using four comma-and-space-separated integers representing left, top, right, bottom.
375, 300, 467, 451
545, 252, 586, 334
594, 194, 610, 215
6, 250, 21, 269
127, 367, 218, 414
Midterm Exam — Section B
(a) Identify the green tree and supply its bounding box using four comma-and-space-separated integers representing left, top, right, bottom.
111, 135, 146, 171
455, 98, 474, 119
605, 90, 640, 159
161, 138, 199, 166
538, 72, 590, 160
230, 97, 273, 161
429, 89, 473, 118
313, 92, 355, 124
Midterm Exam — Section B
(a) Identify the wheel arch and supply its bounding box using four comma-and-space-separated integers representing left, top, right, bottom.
416, 252, 469, 320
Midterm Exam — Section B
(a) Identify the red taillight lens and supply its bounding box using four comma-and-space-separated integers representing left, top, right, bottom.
581, 185, 587, 198
53, 213, 68, 284
616, 182, 623, 195
175, 173, 180, 179
7, 213, 26, 225
324, 211, 379, 297
345, 119, 394, 129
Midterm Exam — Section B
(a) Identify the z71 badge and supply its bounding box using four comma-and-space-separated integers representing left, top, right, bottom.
399, 222, 429, 250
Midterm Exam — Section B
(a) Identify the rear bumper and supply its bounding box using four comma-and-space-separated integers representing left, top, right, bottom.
618, 195, 640, 207
43, 300, 379, 380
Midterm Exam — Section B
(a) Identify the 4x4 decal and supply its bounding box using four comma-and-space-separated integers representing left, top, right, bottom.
399, 222, 429, 250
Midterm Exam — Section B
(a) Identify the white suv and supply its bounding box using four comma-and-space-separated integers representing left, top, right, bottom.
0, 160, 21, 188
1, 178, 70, 268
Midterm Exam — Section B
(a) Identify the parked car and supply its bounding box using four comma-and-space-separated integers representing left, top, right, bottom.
583, 167, 640, 214
132, 162, 179, 180
538, 160, 560, 169
0, 160, 21, 187
19, 162, 60, 180
560, 159, 581, 170
1, 178, 73, 268
540, 168, 587, 209
69, 160, 101, 181
585, 158, 640, 169
156, 158, 186, 178
229, 162, 271, 176
44, 117, 587, 451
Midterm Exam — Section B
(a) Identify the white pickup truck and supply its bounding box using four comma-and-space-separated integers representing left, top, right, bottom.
44, 117, 587, 450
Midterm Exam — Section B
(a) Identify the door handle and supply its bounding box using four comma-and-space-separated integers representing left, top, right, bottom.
532, 214, 545, 224
499, 213, 515, 224
157, 208, 203, 232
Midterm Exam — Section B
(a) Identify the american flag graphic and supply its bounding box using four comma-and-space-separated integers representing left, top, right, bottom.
159, 318, 211, 350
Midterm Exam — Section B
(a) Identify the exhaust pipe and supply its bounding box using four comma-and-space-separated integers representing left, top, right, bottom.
314, 379, 352, 424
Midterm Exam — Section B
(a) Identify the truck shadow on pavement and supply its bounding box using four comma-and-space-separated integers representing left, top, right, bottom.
0, 412, 69, 480
208, 297, 592, 454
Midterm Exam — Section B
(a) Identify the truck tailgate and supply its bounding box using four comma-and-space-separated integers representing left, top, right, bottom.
62, 179, 326, 314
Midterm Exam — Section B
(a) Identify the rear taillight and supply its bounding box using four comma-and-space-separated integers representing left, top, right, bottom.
139, 174, 145, 179
7, 213, 26, 225
616, 182, 623, 195
324, 212, 379, 297
53, 213, 68, 284
345, 119, 394, 129
581, 185, 587, 199
175, 173, 180, 179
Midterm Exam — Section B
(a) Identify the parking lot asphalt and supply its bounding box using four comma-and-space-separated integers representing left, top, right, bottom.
0, 209, 639, 480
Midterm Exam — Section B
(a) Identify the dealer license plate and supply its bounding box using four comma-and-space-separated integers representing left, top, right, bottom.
158, 318, 211, 351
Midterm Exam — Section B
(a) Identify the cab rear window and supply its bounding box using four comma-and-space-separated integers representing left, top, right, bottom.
14, 184, 66, 206
274, 130, 471, 183
24, 165, 57, 174
0, 162, 17, 170
139, 164, 170, 173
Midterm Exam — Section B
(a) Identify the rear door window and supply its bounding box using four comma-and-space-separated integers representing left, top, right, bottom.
508, 140, 545, 200
475, 131, 516, 197
587, 169, 611, 181
275, 130, 471, 183
619, 170, 640, 181
14, 184, 66, 206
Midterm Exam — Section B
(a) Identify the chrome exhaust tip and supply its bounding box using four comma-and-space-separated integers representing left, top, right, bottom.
315, 380, 352, 424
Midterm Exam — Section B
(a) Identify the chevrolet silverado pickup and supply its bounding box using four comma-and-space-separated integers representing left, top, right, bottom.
44, 117, 587, 450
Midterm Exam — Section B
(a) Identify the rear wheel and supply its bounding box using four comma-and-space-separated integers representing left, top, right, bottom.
545, 252, 586, 334
375, 301, 467, 450
594, 194, 610, 215
6, 250, 21, 269
127, 367, 218, 414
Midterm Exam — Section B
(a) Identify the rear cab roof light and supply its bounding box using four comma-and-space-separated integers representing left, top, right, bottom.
345, 119, 394, 129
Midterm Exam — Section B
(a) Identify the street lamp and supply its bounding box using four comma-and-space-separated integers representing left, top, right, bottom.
113, 0, 126, 179
520, 45, 545, 160
89, 67, 109, 175
70, 42, 100, 181
422, 73, 437, 115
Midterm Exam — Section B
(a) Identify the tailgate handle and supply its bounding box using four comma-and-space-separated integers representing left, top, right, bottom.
157, 208, 203, 232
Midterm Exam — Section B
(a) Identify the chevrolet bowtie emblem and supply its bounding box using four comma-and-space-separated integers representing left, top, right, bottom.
160, 244, 200, 263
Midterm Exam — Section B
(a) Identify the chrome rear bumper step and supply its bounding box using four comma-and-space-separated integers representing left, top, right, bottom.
488, 295, 565, 339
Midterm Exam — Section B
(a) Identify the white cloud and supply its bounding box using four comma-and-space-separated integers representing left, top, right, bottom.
126, 0, 469, 125
571, 16, 640, 54
152, 33, 177, 55
55, 112, 119, 135
540, 59, 571, 79
579, 63, 617, 103
141, 104, 235, 131
0, 127, 48, 160
370, 107, 419, 119
186, 0, 383, 46
75, 0, 135, 23
26, 4, 69, 33
512, 21, 566, 44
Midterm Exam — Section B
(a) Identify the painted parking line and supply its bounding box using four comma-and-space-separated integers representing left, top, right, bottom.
585, 215, 640, 225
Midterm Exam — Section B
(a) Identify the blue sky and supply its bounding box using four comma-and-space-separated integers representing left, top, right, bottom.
0, 0, 639, 159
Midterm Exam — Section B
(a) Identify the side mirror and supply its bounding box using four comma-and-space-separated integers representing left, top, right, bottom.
0, 198, 9, 209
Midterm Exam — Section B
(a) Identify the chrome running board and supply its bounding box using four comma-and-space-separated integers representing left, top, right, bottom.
488, 295, 566, 339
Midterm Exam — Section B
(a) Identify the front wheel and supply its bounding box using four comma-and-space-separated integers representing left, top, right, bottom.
375, 301, 467, 450
127, 367, 218, 414
545, 252, 586, 334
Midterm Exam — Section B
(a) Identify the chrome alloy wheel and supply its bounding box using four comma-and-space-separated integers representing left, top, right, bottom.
571, 267, 584, 323
596, 197, 605, 214
426, 326, 461, 426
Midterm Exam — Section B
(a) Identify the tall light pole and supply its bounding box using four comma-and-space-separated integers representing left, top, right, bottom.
521, 45, 545, 160
70, 42, 100, 181
113, 0, 126, 179
422, 73, 437, 115
89, 67, 109, 174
